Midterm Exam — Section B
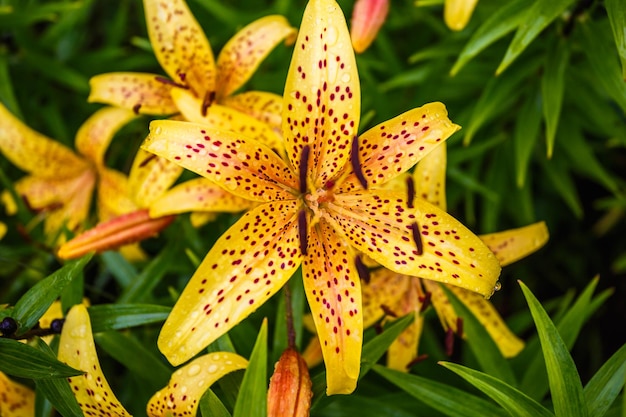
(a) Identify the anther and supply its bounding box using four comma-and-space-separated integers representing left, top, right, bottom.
406, 176, 415, 208
351, 136, 368, 189
298, 210, 308, 256
201, 90, 216, 117
139, 153, 158, 168
411, 222, 423, 255
154, 76, 189, 90
418, 291, 431, 312
380, 304, 397, 318
354, 255, 370, 284
406, 354, 429, 369
132, 103, 142, 114
299, 145, 310, 193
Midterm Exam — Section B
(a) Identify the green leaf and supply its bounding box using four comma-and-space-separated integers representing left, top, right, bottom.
541, 39, 569, 158
515, 90, 543, 187
539, 155, 583, 218
440, 285, 517, 386
88, 304, 171, 332
585, 343, 626, 417
373, 364, 508, 417
0, 337, 81, 379
22, 50, 89, 93
451, 0, 532, 75
233, 319, 267, 417
519, 281, 588, 417
440, 362, 554, 417
100, 251, 137, 288
13, 254, 92, 334
605, 0, 626, 80
36, 377, 84, 417
200, 388, 233, 417
497, 0, 576, 74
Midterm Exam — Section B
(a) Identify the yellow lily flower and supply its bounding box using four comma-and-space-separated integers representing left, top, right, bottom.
350, 0, 390, 53
143, 0, 501, 395
0, 103, 137, 244
89, 0, 296, 130
0, 371, 34, 417
444, 0, 479, 31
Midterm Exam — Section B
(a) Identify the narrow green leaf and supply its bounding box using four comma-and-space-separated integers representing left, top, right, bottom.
22, 50, 89, 93
0, 54, 22, 118
497, 0, 576, 74
541, 39, 569, 158
233, 319, 267, 417
88, 304, 171, 332
13, 254, 92, 334
605, 0, 626, 80
100, 251, 137, 288
539, 155, 583, 218
585, 343, 626, 417
440, 285, 517, 386
451, 0, 532, 75
374, 364, 508, 417
440, 362, 555, 417
36, 377, 83, 417
60, 268, 84, 313
515, 90, 543, 187
0, 338, 81, 379
200, 388, 232, 417
519, 281, 588, 417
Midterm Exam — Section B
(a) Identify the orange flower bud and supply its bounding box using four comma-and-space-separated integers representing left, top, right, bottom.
268, 348, 312, 417
350, 0, 390, 53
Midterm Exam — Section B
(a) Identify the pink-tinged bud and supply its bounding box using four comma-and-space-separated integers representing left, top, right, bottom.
444, 0, 479, 31
350, 0, 390, 53
57, 209, 175, 259
268, 348, 312, 417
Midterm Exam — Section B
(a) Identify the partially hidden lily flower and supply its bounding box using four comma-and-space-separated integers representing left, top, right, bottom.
444, 0, 479, 31
58, 304, 132, 416
350, 0, 390, 53
0, 103, 137, 244
0, 371, 34, 417
89, 0, 296, 130
143, 0, 501, 394
268, 348, 312, 417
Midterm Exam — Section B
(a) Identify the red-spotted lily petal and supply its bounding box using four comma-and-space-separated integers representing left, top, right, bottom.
386, 280, 425, 371
350, 0, 389, 53
340, 103, 460, 192
96, 168, 138, 222
171, 89, 285, 155
57, 209, 175, 260
128, 149, 184, 209
58, 304, 132, 416
143, 120, 299, 202
75, 107, 138, 166
444, 0, 479, 31
221, 91, 284, 132
88, 72, 179, 115
216, 15, 296, 99
301, 334, 324, 368
147, 352, 247, 417
149, 177, 256, 218
479, 221, 549, 267
283, 0, 360, 188
361, 268, 410, 327
268, 348, 312, 417
413, 141, 447, 210
0, 103, 88, 179
423, 280, 525, 357
158, 201, 303, 366
302, 220, 363, 394
325, 190, 501, 297
0, 371, 35, 417
143, 0, 216, 97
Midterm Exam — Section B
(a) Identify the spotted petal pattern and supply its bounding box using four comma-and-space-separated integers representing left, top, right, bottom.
283, 0, 360, 187
480, 221, 549, 267
158, 200, 303, 366
221, 91, 284, 131
413, 141, 447, 210
386, 279, 424, 371
128, 149, 184, 208
0, 371, 34, 417
361, 268, 410, 327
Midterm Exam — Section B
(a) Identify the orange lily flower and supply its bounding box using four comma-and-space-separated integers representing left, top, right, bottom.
351, 0, 390, 53
0, 371, 34, 417
0, 103, 137, 244
142, 0, 500, 394
89, 0, 296, 130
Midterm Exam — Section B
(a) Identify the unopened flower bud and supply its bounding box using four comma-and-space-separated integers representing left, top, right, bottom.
350, 0, 390, 53
268, 348, 312, 417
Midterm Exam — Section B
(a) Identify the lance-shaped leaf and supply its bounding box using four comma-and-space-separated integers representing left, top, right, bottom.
0, 338, 82, 379
0, 371, 35, 417
606, 0, 626, 79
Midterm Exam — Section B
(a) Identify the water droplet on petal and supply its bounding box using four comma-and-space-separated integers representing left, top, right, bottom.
155, 126, 162, 135
494, 281, 501, 292
326, 26, 338, 46
70, 324, 87, 338
187, 364, 201, 377
341, 73, 351, 83
207, 364, 218, 373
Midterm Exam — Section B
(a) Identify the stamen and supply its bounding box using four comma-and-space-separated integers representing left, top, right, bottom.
418, 291, 431, 312
351, 135, 368, 189
132, 103, 142, 114
380, 304, 398, 318
154, 76, 189, 90
406, 354, 429, 369
298, 210, 308, 256
411, 221, 423, 255
139, 153, 158, 168
445, 327, 455, 356
406, 176, 415, 208
355, 255, 370, 284
456, 317, 464, 338
201, 90, 217, 117
299, 145, 310, 193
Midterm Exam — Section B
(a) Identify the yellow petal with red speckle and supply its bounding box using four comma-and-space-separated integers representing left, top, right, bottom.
149, 177, 255, 218
413, 142, 447, 211
171, 89, 285, 156
340, 103, 460, 192
143, 0, 216, 96
143, 120, 299, 202
479, 221, 549, 267
301, 335, 324, 368
0, 371, 34, 417
302, 219, 362, 395
75, 107, 137, 166
88, 72, 178, 115
147, 352, 247, 417
216, 15, 296, 99
158, 200, 303, 366
129, 149, 183, 209
386, 279, 425, 371
444, 0, 479, 31
283, 0, 360, 188
0, 103, 88, 179
361, 268, 410, 327
350, 0, 389, 53
58, 304, 132, 416
96, 167, 138, 222
222, 91, 284, 131
424, 281, 525, 357
325, 190, 501, 297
